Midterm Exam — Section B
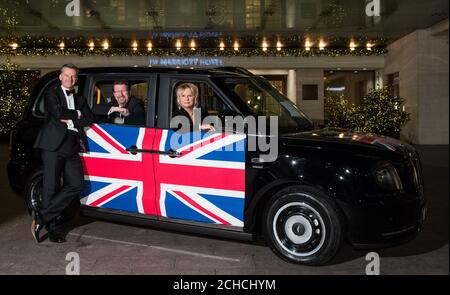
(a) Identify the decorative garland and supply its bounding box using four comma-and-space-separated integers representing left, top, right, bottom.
0, 35, 388, 57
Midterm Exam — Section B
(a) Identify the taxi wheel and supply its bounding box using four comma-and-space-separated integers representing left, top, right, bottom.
264, 186, 343, 266
24, 171, 43, 215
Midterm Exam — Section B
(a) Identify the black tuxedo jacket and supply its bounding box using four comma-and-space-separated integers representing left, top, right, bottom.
34, 85, 94, 152
92, 96, 145, 126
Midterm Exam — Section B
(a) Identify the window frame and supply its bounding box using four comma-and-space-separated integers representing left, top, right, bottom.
157, 74, 240, 130
86, 73, 157, 128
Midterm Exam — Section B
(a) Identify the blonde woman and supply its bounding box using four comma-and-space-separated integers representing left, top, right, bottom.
172, 83, 214, 132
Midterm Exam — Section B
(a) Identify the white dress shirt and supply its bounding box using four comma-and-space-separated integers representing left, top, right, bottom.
61, 86, 81, 132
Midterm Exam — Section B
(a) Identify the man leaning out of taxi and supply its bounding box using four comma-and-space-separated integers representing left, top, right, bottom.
93, 80, 145, 125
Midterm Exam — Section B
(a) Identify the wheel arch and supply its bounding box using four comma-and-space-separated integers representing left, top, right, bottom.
246, 180, 348, 239
262, 184, 347, 265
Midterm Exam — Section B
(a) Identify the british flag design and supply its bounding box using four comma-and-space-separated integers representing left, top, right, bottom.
352, 133, 401, 151
80, 124, 246, 227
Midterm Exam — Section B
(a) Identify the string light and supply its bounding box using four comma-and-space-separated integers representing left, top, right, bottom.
276, 41, 282, 51
305, 39, 312, 51
319, 39, 326, 50
1, 35, 388, 57
58, 41, 65, 49
190, 39, 196, 50
262, 40, 268, 52
132, 41, 138, 51
102, 40, 109, 50
233, 41, 239, 51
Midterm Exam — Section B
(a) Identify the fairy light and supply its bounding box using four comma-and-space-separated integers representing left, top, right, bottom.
132, 41, 138, 51
102, 40, 109, 50
305, 39, 312, 51
262, 40, 268, 52
176, 40, 182, 50
233, 41, 239, 51
0, 35, 388, 57
319, 39, 326, 50
190, 39, 196, 51
276, 41, 282, 51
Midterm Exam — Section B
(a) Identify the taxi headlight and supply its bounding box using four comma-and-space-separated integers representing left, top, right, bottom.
373, 161, 403, 191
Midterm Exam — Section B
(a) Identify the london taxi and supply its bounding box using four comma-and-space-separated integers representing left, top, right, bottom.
7, 67, 426, 265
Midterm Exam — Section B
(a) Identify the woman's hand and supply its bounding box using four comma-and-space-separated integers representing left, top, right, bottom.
200, 124, 216, 132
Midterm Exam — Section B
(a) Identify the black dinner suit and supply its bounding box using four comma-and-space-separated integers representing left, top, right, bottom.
92, 96, 145, 126
34, 85, 94, 232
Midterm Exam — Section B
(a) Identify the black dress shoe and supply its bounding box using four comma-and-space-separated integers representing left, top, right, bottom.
46, 216, 62, 232
31, 212, 45, 243
48, 232, 66, 243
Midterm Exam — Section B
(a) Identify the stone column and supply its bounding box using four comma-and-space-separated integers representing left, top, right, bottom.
287, 69, 297, 103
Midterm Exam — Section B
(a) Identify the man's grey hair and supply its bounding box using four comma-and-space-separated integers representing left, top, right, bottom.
60, 63, 79, 75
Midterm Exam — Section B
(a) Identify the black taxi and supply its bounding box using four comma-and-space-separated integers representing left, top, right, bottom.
7, 66, 426, 265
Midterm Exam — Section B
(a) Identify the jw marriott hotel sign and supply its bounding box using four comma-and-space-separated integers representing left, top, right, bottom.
149, 57, 225, 68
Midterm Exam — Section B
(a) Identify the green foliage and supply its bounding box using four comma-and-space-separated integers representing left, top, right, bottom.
324, 88, 410, 137
324, 95, 362, 130
0, 62, 40, 134
359, 88, 410, 137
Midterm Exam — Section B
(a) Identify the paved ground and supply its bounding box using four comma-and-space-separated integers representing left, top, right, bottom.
0, 144, 448, 275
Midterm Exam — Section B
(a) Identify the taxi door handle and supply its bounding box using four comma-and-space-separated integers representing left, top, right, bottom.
126, 146, 181, 158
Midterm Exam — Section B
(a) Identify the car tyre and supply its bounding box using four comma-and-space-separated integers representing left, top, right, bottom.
264, 185, 343, 266
24, 171, 43, 215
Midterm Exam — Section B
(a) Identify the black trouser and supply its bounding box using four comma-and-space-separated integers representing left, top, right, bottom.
40, 131, 84, 233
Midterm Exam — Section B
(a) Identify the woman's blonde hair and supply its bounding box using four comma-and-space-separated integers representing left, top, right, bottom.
176, 83, 199, 109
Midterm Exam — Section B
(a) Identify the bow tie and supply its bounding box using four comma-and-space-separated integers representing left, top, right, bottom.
65, 89, 75, 96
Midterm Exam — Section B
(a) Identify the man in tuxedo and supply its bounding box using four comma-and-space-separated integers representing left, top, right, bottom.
32, 64, 94, 243
93, 80, 145, 126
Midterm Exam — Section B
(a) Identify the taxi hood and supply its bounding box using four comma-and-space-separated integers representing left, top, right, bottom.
281, 128, 416, 157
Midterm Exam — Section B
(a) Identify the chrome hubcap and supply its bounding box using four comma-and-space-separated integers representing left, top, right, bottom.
273, 200, 326, 257
285, 215, 313, 244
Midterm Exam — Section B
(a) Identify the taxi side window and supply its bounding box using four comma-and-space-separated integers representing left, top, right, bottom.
198, 83, 231, 115
172, 81, 231, 117
91, 80, 148, 126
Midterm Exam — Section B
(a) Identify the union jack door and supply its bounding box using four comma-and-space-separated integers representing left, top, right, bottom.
80, 124, 159, 215
79, 124, 246, 228
153, 129, 246, 228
